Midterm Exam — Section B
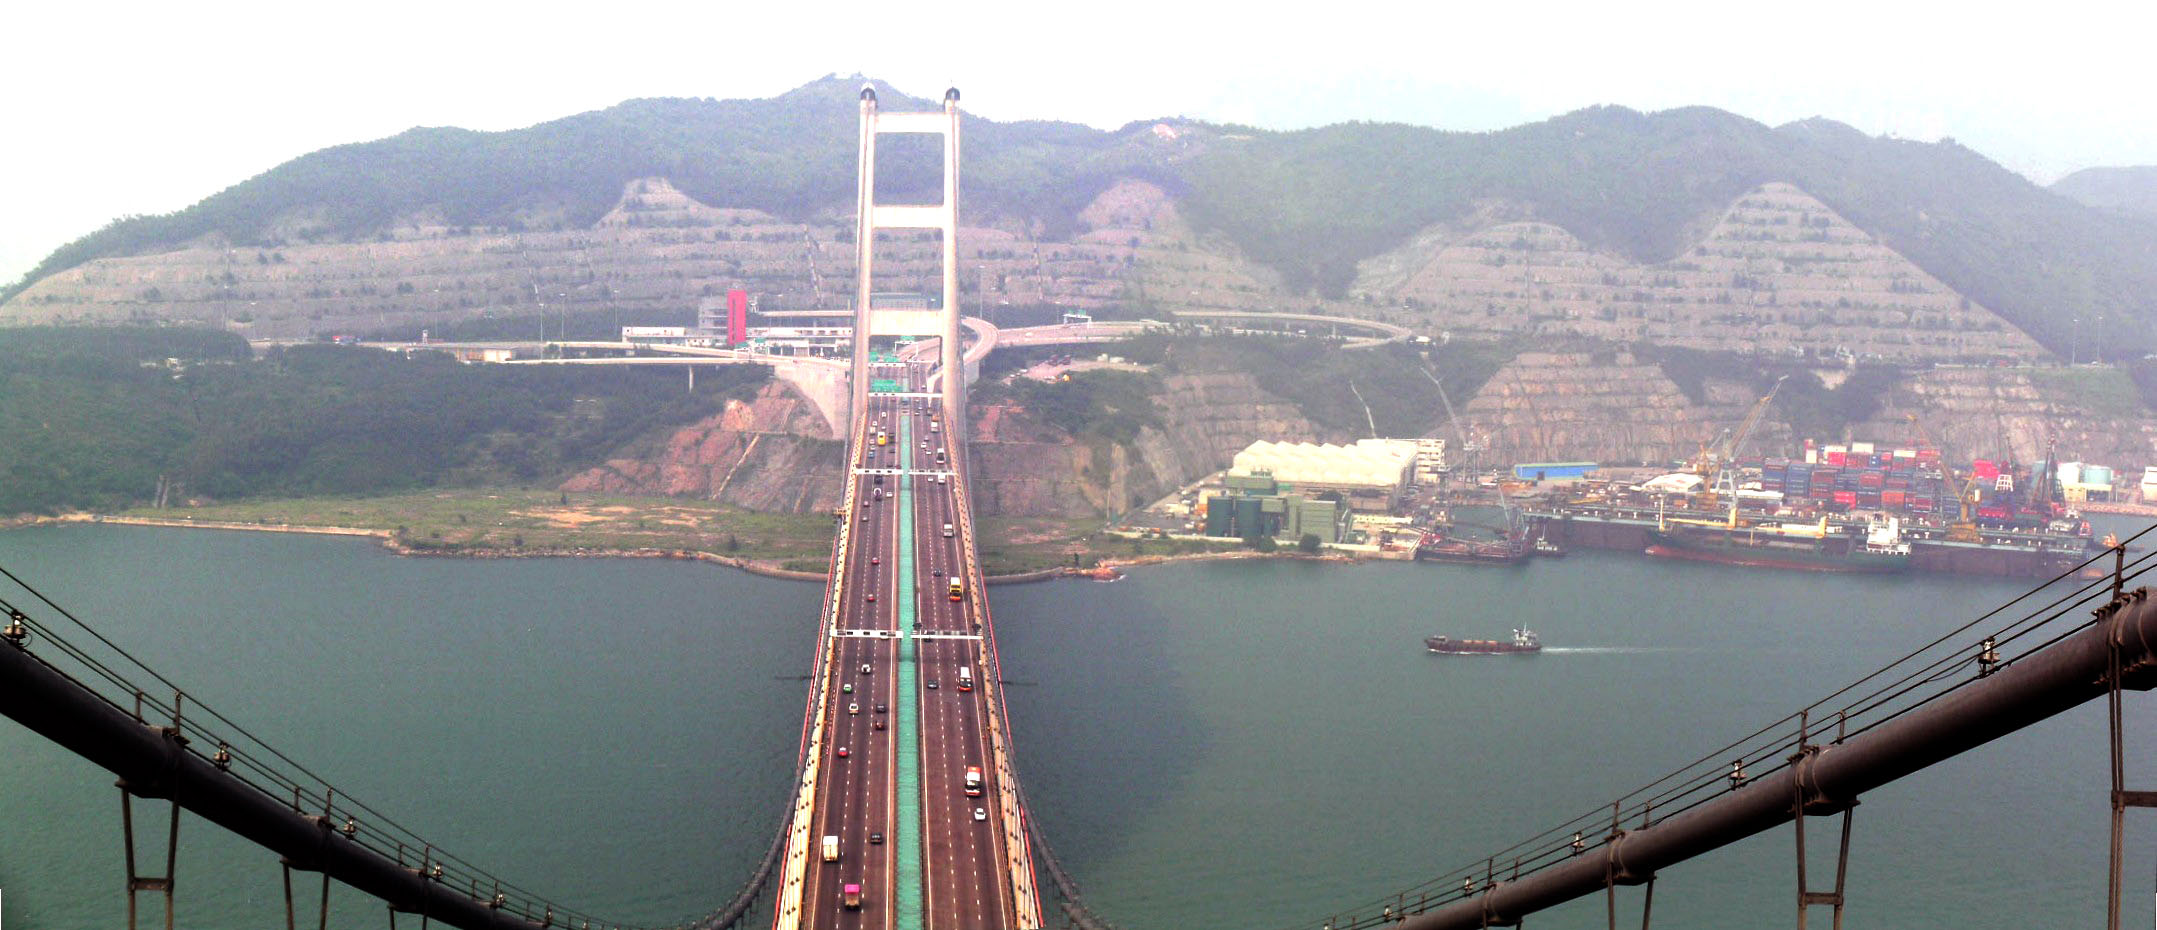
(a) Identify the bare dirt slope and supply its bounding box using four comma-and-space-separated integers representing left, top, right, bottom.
560, 381, 847, 512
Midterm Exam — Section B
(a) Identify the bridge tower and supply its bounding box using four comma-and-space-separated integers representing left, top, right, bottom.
851, 84, 966, 452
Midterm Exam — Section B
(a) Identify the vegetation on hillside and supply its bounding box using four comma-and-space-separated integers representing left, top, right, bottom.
1109, 332, 1517, 437
15, 79, 2157, 358
0, 328, 767, 516
1633, 343, 1901, 440
973, 367, 1164, 443
2052, 166, 2157, 219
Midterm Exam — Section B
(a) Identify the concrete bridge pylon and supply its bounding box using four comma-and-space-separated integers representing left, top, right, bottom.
850, 84, 967, 459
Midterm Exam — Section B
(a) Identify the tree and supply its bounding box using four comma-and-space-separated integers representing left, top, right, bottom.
1297, 533, 1322, 554
1246, 534, 1278, 553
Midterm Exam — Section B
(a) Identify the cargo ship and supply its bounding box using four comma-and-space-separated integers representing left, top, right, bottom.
1646, 513, 1911, 574
1426, 628, 1541, 655
1414, 530, 1531, 565
1523, 432, 2100, 578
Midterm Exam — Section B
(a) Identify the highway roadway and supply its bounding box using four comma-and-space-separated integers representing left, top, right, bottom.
800, 359, 1018, 930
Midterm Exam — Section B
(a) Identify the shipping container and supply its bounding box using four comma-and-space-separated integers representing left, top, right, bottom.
1851, 441, 1875, 455
1834, 490, 1858, 506
1825, 451, 1848, 466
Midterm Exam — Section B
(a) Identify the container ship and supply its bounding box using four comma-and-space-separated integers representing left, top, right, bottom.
1646, 513, 1911, 574
1426, 628, 1541, 655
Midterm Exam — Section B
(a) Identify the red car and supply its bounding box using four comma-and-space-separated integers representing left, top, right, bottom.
871, 556, 880, 565
837, 746, 850, 758
865, 592, 876, 602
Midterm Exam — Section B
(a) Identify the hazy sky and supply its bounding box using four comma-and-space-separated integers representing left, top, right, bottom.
5, 0, 2154, 287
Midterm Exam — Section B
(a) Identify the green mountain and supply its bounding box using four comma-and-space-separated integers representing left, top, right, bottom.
14, 75, 2157, 355
2053, 166, 2157, 219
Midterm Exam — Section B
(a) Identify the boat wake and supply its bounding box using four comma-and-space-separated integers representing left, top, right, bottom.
1538, 646, 1695, 655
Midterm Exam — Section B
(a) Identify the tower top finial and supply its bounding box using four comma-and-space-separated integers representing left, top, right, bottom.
859, 83, 877, 102
944, 86, 961, 103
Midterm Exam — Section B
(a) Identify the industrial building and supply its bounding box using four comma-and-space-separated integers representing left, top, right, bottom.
1512, 462, 1598, 482
1202, 473, 1352, 545
1414, 438, 1447, 484
2057, 462, 2116, 503
1230, 439, 1417, 511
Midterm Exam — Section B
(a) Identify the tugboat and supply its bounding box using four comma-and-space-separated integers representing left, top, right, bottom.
1425, 628, 1542, 655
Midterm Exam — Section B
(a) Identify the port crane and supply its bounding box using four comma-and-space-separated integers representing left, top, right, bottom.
1906, 413, 1983, 543
1699, 375, 1787, 508
1423, 365, 1526, 550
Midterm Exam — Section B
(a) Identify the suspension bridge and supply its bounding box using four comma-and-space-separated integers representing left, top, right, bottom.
5, 87, 2157, 930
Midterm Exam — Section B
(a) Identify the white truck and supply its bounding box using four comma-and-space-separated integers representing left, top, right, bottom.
822, 834, 839, 862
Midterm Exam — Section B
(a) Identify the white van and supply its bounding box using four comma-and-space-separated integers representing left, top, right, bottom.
942, 522, 954, 538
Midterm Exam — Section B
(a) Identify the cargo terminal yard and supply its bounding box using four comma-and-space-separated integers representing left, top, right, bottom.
1122, 429, 2140, 580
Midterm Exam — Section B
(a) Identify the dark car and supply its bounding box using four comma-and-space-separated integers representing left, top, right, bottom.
869, 832, 883, 845
927, 680, 938, 690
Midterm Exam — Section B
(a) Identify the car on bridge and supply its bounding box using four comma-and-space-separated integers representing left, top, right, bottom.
874, 718, 886, 730
842, 883, 862, 910
843, 683, 853, 694
837, 746, 850, 758
860, 663, 873, 674
973, 807, 986, 821
848, 703, 859, 715
871, 556, 880, 565
865, 592, 875, 602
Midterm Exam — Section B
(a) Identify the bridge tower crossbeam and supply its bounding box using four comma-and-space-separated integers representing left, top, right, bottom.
850, 84, 966, 458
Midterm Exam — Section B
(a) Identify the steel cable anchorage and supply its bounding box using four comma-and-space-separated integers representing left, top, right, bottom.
1268, 524, 2157, 930
0, 559, 766, 930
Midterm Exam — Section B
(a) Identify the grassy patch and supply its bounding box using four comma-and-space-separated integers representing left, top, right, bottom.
117, 489, 836, 564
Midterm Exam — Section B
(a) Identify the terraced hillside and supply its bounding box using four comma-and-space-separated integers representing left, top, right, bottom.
4, 177, 1146, 339
1355, 183, 2043, 361
1457, 352, 1792, 467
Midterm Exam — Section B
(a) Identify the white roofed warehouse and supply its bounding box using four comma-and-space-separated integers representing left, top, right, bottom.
1228, 439, 1417, 511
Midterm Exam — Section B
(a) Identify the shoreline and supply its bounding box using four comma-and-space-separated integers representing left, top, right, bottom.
20, 512, 838, 583
11, 512, 1347, 583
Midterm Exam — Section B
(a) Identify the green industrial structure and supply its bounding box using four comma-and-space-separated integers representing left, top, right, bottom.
1202, 473, 1352, 545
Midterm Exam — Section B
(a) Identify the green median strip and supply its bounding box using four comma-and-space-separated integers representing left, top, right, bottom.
894, 413, 924, 930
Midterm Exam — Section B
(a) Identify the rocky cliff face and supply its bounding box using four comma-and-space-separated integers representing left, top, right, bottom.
552, 365, 1321, 519
1459, 352, 1789, 466
964, 402, 1098, 518
966, 371, 1325, 517
1851, 367, 2157, 469
560, 381, 847, 512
